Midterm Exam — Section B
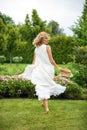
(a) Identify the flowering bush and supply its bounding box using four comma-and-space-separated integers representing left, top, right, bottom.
0, 75, 86, 99
0, 76, 35, 98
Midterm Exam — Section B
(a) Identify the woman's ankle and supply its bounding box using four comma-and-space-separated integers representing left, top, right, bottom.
45, 108, 49, 114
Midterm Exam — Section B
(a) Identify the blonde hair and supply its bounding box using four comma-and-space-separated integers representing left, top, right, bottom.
33, 32, 50, 46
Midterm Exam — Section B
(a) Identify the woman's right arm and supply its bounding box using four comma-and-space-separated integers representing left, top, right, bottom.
46, 45, 61, 70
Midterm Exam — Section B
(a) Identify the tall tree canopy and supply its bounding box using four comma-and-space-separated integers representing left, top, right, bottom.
0, 12, 14, 25
31, 9, 51, 38
47, 20, 64, 36
71, 0, 87, 46
0, 9, 75, 63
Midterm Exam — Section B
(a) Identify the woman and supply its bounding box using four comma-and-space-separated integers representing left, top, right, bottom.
19, 32, 66, 114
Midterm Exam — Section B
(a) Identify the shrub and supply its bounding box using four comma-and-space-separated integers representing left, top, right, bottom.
0, 55, 6, 64
73, 46, 87, 88
72, 64, 87, 88
51, 83, 83, 100
64, 83, 82, 99
49, 35, 75, 63
0, 79, 35, 98
0, 77, 86, 100
12, 56, 23, 63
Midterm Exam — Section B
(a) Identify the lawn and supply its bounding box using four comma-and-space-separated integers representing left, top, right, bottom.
0, 99, 87, 130
0, 63, 76, 76
0, 63, 27, 75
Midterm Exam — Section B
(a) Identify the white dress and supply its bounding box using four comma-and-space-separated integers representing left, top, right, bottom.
19, 44, 66, 100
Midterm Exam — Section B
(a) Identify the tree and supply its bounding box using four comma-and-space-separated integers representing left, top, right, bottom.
0, 12, 14, 25
73, 46, 87, 88
6, 24, 18, 64
24, 14, 32, 42
0, 18, 7, 54
47, 20, 64, 36
71, 0, 87, 46
31, 9, 51, 38
71, 0, 87, 87
25, 14, 31, 26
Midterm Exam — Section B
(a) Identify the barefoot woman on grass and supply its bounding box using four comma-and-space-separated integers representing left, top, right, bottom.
19, 32, 72, 114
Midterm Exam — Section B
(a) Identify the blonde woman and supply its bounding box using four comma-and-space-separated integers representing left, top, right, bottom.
19, 32, 67, 114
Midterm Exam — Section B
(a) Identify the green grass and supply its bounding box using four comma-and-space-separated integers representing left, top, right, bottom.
0, 63, 27, 75
0, 63, 76, 76
0, 99, 87, 130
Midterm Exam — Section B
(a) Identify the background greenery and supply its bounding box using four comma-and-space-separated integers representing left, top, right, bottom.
0, 63, 87, 99
0, 0, 87, 98
0, 0, 87, 64
0, 1, 87, 130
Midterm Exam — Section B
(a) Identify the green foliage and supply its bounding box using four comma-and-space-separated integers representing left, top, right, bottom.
0, 63, 27, 75
0, 18, 6, 33
6, 25, 18, 64
73, 46, 87, 88
71, 0, 87, 46
74, 46, 87, 64
0, 79, 35, 98
0, 10, 76, 64
12, 56, 23, 63
0, 18, 7, 54
0, 55, 6, 64
0, 34, 5, 53
25, 14, 31, 26
48, 20, 64, 36
64, 83, 82, 99
0, 12, 14, 25
49, 35, 75, 63
72, 64, 87, 88
71, 0, 87, 89
31, 9, 51, 39
0, 77, 86, 100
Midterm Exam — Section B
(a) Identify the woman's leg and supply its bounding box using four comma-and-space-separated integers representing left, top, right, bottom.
43, 99, 49, 113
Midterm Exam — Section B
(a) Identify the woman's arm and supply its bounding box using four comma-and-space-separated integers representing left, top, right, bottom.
46, 45, 73, 77
32, 53, 36, 64
46, 45, 61, 70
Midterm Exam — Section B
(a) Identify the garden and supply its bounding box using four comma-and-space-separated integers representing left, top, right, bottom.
0, 0, 87, 129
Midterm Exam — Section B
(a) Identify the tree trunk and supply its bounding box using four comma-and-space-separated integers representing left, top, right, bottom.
10, 53, 12, 64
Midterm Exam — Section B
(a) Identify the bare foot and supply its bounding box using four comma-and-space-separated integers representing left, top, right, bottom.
45, 108, 49, 114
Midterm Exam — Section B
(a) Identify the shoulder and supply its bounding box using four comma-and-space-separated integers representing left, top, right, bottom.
34, 47, 37, 53
46, 45, 51, 52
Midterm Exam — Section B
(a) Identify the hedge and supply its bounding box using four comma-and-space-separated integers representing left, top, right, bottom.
49, 35, 75, 64
0, 78, 87, 99
2, 35, 75, 64
0, 78, 35, 98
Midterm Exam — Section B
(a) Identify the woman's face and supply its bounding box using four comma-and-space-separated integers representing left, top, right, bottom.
43, 37, 49, 44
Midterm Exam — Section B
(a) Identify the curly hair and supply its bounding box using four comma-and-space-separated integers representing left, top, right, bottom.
33, 32, 50, 46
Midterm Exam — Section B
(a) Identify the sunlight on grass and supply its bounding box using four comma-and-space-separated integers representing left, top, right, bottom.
0, 99, 87, 130
0, 63, 76, 76
0, 63, 27, 75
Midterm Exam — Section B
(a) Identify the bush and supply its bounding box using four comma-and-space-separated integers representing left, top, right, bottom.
73, 46, 87, 88
51, 83, 83, 100
12, 56, 23, 63
0, 77, 86, 100
0, 79, 35, 98
64, 83, 82, 99
49, 35, 75, 63
0, 55, 6, 64
72, 64, 87, 88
